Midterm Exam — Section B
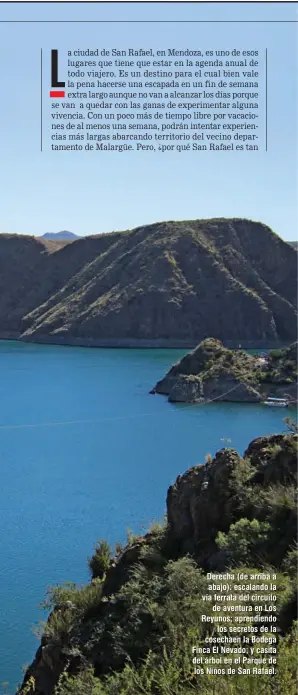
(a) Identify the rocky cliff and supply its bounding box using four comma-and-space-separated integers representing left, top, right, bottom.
0, 218, 297, 346
151, 338, 298, 403
16, 431, 297, 695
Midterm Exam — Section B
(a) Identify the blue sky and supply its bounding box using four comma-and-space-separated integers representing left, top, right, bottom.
0, 2, 297, 240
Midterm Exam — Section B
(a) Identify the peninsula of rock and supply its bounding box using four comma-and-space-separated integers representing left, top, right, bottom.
151, 338, 297, 403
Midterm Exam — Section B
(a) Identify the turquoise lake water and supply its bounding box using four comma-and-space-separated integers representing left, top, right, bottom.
0, 340, 295, 690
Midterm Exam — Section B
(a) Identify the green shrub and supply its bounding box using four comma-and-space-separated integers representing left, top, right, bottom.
54, 624, 298, 695
268, 443, 283, 458
259, 486, 297, 566
114, 541, 124, 557
216, 518, 270, 565
54, 668, 104, 695
42, 607, 77, 647
274, 623, 298, 695
88, 540, 112, 580
126, 528, 140, 547
41, 579, 104, 623
283, 546, 298, 579
147, 515, 167, 536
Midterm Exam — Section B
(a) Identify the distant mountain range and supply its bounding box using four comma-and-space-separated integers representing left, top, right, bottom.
40, 231, 78, 240
289, 241, 298, 249
0, 218, 297, 347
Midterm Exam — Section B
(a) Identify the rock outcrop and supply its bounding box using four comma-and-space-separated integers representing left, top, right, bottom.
151, 338, 297, 403
166, 434, 297, 556
0, 217, 297, 345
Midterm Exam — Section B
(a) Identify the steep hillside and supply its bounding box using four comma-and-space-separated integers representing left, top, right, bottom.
0, 219, 297, 346
16, 431, 298, 695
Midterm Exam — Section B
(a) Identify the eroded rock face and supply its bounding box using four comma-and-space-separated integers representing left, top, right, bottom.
16, 639, 66, 695
163, 374, 262, 403
244, 433, 297, 486
202, 376, 261, 402
102, 537, 149, 597
166, 448, 244, 556
168, 375, 203, 402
